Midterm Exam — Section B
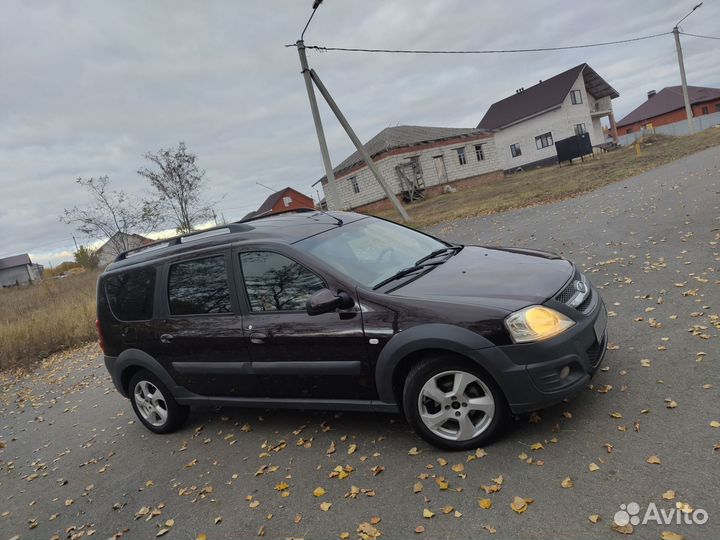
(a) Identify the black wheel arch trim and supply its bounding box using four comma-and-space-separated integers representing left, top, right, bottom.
109, 349, 194, 399
375, 323, 514, 404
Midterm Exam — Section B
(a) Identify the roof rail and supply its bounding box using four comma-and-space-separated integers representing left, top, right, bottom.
113, 222, 253, 262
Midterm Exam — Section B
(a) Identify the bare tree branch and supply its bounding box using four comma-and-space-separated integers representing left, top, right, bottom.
61, 176, 161, 254
138, 142, 214, 234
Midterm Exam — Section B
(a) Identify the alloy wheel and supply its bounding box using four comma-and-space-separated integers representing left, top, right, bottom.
134, 380, 168, 427
417, 370, 495, 441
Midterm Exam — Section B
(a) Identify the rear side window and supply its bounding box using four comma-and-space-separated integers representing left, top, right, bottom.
240, 251, 324, 312
104, 267, 156, 321
168, 255, 232, 315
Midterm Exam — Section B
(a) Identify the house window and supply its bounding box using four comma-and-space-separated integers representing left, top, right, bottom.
701, 106, 709, 115
626, 128, 633, 134
570, 89, 583, 104
574, 123, 587, 135
535, 132, 553, 150
350, 176, 360, 194
282, 196, 292, 207
510, 143, 522, 158
456, 147, 467, 165
474, 144, 485, 161
716, 103, 720, 112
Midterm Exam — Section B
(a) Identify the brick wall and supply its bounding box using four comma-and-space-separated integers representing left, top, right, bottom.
352, 169, 505, 214
619, 98, 720, 134
323, 134, 501, 210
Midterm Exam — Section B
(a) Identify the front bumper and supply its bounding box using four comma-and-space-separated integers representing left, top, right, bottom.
489, 291, 608, 414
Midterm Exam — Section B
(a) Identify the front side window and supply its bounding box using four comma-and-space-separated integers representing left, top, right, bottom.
570, 89, 583, 104
240, 252, 325, 312
296, 217, 448, 288
535, 132, 553, 149
168, 255, 232, 315
455, 147, 467, 165
105, 267, 156, 321
510, 143, 522, 158
574, 123, 587, 135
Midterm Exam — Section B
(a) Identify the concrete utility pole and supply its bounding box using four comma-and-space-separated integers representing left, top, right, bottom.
673, 2, 703, 135
309, 68, 410, 222
673, 27, 694, 134
296, 40, 341, 211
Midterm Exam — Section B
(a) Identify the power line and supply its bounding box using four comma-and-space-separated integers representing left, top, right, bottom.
680, 31, 720, 40
296, 31, 671, 55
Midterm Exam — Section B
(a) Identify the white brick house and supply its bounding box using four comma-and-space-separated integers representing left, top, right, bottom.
478, 63, 619, 171
316, 126, 502, 212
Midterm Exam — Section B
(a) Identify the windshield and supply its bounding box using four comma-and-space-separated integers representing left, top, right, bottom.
296, 217, 449, 288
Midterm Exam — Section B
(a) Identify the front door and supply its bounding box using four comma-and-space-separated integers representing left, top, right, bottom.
236, 249, 372, 400
154, 252, 259, 397
433, 155, 448, 183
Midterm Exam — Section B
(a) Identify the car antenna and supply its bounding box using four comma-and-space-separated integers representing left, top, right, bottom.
315, 208, 343, 226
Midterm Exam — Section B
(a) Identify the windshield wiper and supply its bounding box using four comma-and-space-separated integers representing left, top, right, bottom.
415, 245, 462, 266
372, 261, 445, 291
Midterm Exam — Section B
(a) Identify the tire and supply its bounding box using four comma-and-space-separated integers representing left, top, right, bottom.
402, 354, 506, 451
129, 369, 189, 434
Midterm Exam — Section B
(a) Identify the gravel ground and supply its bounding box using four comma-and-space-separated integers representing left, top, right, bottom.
1, 145, 719, 540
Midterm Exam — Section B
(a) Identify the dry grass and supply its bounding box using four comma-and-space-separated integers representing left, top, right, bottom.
370, 129, 720, 228
0, 271, 98, 370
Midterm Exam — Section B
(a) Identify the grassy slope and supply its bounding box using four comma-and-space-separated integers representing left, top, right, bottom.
0, 270, 98, 370
370, 129, 720, 228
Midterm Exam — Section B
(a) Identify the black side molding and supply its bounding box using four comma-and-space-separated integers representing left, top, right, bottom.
171, 360, 362, 376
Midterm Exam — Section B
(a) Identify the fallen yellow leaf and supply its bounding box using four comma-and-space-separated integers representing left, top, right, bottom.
422, 508, 435, 519
588, 514, 600, 524
647, 455, 662, 464
561, 476, 574, 488
588, 463, 600, 472
478, 498, 492, 509
660, 532, 684, 540
313, 486, 326, 497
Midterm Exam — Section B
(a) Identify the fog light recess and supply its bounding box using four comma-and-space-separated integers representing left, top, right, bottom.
558, 365, 571, 380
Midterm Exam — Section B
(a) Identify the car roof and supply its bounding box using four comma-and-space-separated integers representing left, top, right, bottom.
103, 210, 366, 273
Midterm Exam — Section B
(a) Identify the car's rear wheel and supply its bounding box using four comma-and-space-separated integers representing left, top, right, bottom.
129, 370, 189, 434
403, 355, 506, 450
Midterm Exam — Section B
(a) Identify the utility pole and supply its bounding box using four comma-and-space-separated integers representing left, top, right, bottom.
72, 235, 78, 251
296, 39, 341, 211
309, 68, 410, 222
673, 26, 694, 134
673, 2, 703, 135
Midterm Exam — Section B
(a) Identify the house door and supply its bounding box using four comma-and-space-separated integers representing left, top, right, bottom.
433, 156, 448, 183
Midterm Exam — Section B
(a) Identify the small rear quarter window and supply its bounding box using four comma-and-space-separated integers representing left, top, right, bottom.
104, 267, 156, 321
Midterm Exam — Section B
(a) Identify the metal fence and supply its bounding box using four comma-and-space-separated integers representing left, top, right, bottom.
617, 111, 720, 146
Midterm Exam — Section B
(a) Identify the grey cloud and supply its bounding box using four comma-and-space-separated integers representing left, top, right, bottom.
2, 0, 718, 266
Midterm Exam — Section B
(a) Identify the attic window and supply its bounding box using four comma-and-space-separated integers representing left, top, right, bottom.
282, 196, 292, 207
570, 90, 583, 105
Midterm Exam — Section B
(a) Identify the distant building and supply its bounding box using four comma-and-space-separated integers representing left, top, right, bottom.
315, 125, 501, 212
616, 86, 720, 134
96, 232, 152, 266
243, 187, 316, 219
0, 253, 41, 287
477, 63, 620, 170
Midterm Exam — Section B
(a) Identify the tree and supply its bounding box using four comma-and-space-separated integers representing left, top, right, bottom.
138, 142, 214, 234
73, 245, 99, 270
62, 176, 160, 256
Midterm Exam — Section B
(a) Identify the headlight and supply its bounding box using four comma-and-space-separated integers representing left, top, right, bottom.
505, 305, 575, 343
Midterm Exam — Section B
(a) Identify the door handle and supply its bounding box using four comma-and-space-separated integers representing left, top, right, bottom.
160, 333, 174, 344
249, 332, 267, 344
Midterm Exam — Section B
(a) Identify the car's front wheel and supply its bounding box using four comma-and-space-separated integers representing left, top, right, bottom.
403, 355, 506, 450
129, 370, 189, 434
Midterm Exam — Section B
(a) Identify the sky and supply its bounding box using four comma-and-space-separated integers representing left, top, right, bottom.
2, 0, 719, 267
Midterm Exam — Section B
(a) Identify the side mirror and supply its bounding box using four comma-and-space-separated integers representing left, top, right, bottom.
306, 288, 355, 316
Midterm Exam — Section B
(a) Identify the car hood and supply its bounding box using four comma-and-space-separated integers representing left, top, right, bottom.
391, 245, 574, 311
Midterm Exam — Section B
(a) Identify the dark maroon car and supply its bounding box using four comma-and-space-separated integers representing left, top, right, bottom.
97, 210, 607, 450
